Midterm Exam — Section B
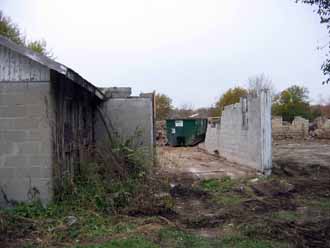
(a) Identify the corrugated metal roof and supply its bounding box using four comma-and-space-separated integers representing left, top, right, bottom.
0, 34, 104, 100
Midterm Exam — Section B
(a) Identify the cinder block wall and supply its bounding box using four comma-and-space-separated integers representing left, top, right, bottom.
0, 45, 53, 205
0, 82, 53, 204
96, 95, 155, 164
204, 119, 220, 153
205, 91, 272, 174
272, 116, 309, 140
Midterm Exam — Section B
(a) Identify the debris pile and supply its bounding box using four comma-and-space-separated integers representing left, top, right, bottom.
156, 121, 168, 146
272, 116, 309, 140
310, 116, 330, 139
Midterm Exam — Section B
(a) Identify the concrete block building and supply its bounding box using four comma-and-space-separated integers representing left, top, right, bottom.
0, 35, 155, 205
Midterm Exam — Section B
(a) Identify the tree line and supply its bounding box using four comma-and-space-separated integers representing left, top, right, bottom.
1, 2, 329, 119
0, 11, 52, 57
156, 76, 327, 122
154, 2, 330, 122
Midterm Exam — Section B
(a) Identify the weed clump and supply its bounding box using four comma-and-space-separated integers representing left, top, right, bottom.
200, 177, 236, 193
0, 132, 158, 246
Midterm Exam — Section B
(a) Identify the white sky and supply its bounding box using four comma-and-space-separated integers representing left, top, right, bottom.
1, 0, 329, 107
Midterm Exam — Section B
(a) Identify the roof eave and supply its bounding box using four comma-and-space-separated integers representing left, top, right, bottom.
0, 35, 105, 100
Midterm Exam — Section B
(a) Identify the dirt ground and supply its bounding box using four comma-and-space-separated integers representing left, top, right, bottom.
2, 140, 330, 247
157, 146, 255, 181
154, 140, 330, 247
158, 139, 330, 179
273, 139, 330, 168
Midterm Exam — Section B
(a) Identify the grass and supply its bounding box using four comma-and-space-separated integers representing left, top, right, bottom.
0, 177, 145, 247
318, 198, 330, 210
296, 196, 330, 214
76, 237, 158, 248
215, 194, 244, 206
200, 177, 236, 193
157, 228, 287, 248
271, 211, 302, 222
200, 177, 249, 207
305, 198, 330, 210
221, 235, 288, 248
158, 228, 223, 248
19, 226, 290, 248
2, 201, 136, 244
4, 159, 329, 248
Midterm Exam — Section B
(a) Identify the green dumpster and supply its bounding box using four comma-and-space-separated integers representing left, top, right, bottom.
166, 118, 208, 146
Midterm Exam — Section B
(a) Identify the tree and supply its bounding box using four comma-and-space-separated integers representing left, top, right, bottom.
171, 104, 194, 119
155, 93, 173, 120
272, 85, 312, 121
195, 107, 214, 118
212, 87, 248, 117
0, 11, 23, 45
0, 11, 53, 57
248, 74, 275, 95
27, 39, 53, 58
297, 0, 330, 83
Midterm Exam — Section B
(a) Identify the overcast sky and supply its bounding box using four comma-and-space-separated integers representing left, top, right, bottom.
1, 0, 329, 108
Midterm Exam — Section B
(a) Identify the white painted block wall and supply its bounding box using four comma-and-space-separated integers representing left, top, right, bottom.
205, 90, 272, 174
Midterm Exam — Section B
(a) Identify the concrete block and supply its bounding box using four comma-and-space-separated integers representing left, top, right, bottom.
17, 142, 41, 154
29, 155, 51, 166
15, 166, 41, 178
24, 83, 50, 95
26, 104, 46, 117
0, 119, 14, 130
0, 177, 52, 204
0, 118, 41, 130
103, 87, 132, 98
0, 167, 15, 179
31, 178, 52, 203
0, 130, 28, 142
4, 155, 29, 167
0, 180, 29, 202
0, 82, 49, 94
0, 94, 36, 105
13, 118, 41, 129
0, 105, 26, 117
27, 129, 52, 142
0, 142, 13, 155
39, 140, 52, 154
40, 167, 52, 178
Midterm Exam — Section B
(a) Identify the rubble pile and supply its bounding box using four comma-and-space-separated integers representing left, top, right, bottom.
272, 116, 309, 140
156, 121, 168, 146
310, 116, 330, 139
